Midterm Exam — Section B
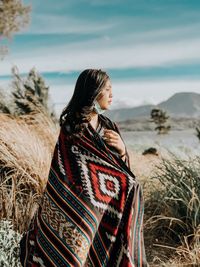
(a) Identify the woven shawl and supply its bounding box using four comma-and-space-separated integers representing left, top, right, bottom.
20, 115, 148, 267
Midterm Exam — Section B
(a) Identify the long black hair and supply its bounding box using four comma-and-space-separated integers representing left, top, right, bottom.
59, 69, 110, 138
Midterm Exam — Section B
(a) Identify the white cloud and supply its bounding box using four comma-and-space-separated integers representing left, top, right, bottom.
1, 34, 200, 76
23, 13, 118, 35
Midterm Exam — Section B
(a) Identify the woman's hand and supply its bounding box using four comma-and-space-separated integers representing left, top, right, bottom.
103, 129, 126, 156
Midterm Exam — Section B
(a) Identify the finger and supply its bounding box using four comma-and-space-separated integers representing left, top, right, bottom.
104, 129, 118, 136
107, 139, 117, 144
109, 131, 119, 137
105, 139, 117, 146
103, 136, 118, 142
104, 132, 118, 139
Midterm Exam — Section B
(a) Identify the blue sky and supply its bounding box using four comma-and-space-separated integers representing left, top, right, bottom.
0, 0, 200, 114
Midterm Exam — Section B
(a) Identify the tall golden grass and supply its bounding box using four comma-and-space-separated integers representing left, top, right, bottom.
143, 156, 200, 266
0, 112, 59, 233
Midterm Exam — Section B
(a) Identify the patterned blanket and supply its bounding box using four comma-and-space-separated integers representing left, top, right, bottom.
20, 115, 148, 267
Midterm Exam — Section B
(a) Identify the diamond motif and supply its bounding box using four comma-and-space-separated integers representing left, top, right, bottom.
88, 162, 128, 217
73, 147, 131, 218
99, 173, 120, 200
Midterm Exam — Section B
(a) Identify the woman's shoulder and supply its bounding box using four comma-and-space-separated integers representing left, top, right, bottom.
60, 122, 70, 135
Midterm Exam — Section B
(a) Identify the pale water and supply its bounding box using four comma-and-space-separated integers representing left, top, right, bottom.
121, 129, 200, 159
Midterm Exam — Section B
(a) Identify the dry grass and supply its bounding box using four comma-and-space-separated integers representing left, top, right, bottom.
0, 112, 59, 232
127, 148, 200, 266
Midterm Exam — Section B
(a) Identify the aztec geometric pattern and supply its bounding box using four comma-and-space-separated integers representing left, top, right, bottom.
20, 115, 148, 267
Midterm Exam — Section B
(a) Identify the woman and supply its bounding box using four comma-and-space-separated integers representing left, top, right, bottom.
20, 69, 148, 267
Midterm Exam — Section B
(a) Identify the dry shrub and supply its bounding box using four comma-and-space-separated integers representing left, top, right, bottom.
0, 112, 59, 233
0, 0, 31, 39
144, 155, 200, 266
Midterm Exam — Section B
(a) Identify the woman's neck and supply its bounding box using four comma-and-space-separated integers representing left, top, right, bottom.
89, 112, 99, 131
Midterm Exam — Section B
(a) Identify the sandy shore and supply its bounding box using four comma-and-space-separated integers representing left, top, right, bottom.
127, 146, 162, 181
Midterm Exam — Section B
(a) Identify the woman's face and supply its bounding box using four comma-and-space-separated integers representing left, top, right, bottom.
97, 79, 113, 110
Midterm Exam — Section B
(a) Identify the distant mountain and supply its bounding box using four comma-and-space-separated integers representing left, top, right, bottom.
159, 92, 200, 117
105, 104, 155, 121
105, 92, 200, 122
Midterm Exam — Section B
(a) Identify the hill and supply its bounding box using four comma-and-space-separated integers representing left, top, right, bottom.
105, 92, 200, 122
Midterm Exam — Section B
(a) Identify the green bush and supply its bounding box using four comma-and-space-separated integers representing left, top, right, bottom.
144, 155, 200, 265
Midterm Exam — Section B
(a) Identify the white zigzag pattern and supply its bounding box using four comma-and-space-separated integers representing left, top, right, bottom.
106, 232, 116, 242
33, 256, 46, 267
57, 141, 66, 176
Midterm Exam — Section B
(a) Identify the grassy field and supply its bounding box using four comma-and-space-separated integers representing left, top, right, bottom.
0, 112, 199, 266
129, 150, 200, 266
